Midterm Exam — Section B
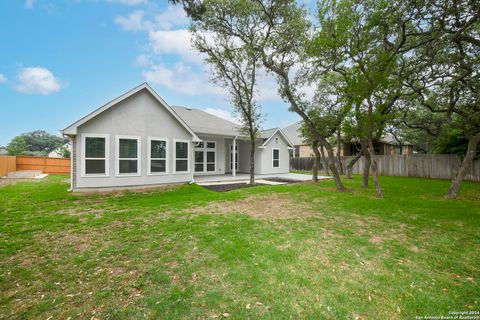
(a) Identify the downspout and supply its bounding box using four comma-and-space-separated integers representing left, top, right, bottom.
63, 134, 74, 192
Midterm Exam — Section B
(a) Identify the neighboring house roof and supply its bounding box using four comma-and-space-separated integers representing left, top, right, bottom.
282, 122, 305, 146
259, 128, 295, 149
61, 83, 200, 141
172, 106, 242, 137
283, 121, 413, 147
0, 148, 8, 155
379, 133, 413, 146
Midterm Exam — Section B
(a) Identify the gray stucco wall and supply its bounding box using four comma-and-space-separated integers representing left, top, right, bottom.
74, 89, 194, 190
256, 132, 290, 174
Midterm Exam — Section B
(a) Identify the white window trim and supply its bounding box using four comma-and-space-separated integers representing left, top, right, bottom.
115, 135, 141, 177
272, 148, 280, 168
173, 139, 191, 174
194, 141, 216, 173
147, 137, 169, 176
81, 133, 110, 178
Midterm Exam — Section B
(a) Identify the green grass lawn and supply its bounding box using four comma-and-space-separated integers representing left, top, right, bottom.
0, 175, 479, 319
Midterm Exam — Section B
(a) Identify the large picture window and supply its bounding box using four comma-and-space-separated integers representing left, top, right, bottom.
272, 148, 280, 168
148, 137, 168, 175
82, 134, 109, 176
116, 136, 141, 176
174, 140, 190, 173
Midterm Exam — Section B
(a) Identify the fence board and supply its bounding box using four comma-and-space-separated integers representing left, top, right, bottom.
290, 154, 480, 182
16, 156, 70, 174
0, 156, 17, 176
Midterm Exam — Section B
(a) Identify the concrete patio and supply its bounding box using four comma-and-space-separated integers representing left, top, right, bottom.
194, 172, 330, 185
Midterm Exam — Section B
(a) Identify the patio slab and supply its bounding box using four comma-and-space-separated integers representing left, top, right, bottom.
194, 172, 330, 184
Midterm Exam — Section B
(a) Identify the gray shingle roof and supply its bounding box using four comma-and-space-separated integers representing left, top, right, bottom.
172, 106, 242, 137
282, 122, 305, 146
259, 128, 278, 139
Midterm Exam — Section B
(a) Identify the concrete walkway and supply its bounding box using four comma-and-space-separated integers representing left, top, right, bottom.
194, 172, 330, 184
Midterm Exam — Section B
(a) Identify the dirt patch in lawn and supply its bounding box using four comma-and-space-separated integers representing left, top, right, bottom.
192, 193, 315, 219
262, 178, 302, 184
201, 182, 267, 192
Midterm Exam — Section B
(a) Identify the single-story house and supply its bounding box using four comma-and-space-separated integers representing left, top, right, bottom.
283, 121, 413, 158
61, 83, 293, 192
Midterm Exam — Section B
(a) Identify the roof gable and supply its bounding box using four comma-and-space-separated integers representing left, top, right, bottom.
62, 83, 200, 141
260, 128, 294, 148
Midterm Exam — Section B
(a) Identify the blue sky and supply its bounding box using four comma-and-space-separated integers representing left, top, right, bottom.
0, 0, 299, 147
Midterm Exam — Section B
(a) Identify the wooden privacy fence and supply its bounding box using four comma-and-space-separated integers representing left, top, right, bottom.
0, 156, 17, 176
290, 154, 480, 182
15, 156, 70, 174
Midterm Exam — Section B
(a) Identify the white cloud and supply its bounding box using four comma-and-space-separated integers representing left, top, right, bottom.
15, 67, 65, 95
25, 0, 34, 9
204, 108, 239, 124
135, 54, 151, 66
0, 74, 6, 84
148, 29, 201, 63
142, 62, 223, 96
107, 0, 147, 5
154, 6, 188, 30
115, 6, 283, 103
115, 10, 152, 31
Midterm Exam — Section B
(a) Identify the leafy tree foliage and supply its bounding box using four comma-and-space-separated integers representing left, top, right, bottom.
191, 0, 263, 184
7, 130, 67, 156
7, 136, 28, 156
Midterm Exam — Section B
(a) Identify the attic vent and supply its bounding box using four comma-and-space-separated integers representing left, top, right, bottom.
186, 107, 192, 111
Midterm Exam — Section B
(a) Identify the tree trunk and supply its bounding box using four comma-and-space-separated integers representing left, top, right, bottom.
323, 141, 345, 190
368, 139, 384, 198
361, 140, 371, 188
319, 144, 329, 175
336, 131, 344, 175
345, 151, 362, 179
249, 135, 255, 185
311, 140, 320, 182
446, 133, 480, 199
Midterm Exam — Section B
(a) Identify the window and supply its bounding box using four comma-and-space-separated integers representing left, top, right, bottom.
194, 141, 216, 173
294, 146, 300, 158
116, 136, 141, 176
174, 140, 190, 173
272, 148, 280, 168
82, 134, 109, 176
148, 137, 168, 175
195, 149, 204, 172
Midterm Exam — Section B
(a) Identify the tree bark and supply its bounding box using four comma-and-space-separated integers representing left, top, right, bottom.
336, 131, 344, 175
368, 139, 384, 198
345, 151, 363, 179
446, 133, 480, 199
323, 142, 345, 189
319, 144, 329, 175
361, 140, 371, 188
311, 140, 320, 182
